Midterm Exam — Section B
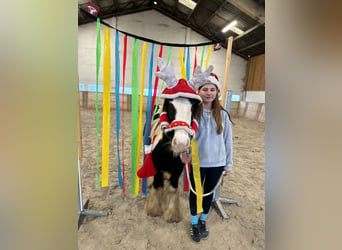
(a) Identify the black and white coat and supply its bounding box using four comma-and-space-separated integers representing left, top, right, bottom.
144, 97, 200, 222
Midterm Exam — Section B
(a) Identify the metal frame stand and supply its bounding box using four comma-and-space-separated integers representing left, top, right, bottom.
212, 185, 238, 220
78, 157, 109, 229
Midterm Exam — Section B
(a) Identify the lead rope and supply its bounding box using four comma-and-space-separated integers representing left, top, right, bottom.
185, 161, 224, 197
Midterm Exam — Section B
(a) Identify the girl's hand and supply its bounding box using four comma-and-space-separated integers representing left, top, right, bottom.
180, 152, 192, 164
223, 170, 230, 176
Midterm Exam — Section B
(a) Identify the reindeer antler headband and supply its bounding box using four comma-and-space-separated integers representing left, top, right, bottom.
155, 58, 213, 101
188, 65, 214, 91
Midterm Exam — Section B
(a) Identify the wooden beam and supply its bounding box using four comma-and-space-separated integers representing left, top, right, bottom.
234, 22, 265, 41
220, 36, 234, 107
238, 39, 264, 52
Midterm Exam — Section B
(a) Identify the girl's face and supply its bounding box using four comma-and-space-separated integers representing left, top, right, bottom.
198, 83, 218, 104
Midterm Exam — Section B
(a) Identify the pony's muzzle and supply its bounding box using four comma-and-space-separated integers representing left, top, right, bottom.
172, 132, 190, 154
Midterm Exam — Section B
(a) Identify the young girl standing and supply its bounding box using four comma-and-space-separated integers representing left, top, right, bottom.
185, 73, 233, 243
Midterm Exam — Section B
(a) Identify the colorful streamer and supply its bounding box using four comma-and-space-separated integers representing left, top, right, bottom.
193, 46, 197, 75
200, 45, 205, 68
152, 46, 172, 119
131, 39, 139, 195
179, 48, 186, 79
121, 35, 127, 193
186, 47, 190, 80
183, 163, 190, 192
150, 45, 163, 120
115, 30, 123, 189
101, 27, 111, 187
205, 44, 213, 68
191, 138, 203, 214
142, 43, 155, 195
134, 42, 147, 195
95, 18, 101, 189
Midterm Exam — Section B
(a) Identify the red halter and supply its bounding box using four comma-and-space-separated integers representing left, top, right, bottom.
159, 112, 198, 137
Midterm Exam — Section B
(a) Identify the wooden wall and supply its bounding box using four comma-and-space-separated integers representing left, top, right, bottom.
230, 101, 265, 122
246, 54, 265, 91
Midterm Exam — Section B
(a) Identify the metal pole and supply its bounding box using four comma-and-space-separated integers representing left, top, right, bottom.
78, 156, 109, 229
212, 181, 238, 220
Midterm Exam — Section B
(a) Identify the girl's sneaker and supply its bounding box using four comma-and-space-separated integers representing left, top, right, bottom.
199, 220, 209, 239
190, 224, 200, 243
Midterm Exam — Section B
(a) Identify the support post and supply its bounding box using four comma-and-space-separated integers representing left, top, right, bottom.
214, 36, 238, 220
220, 36, 233, 107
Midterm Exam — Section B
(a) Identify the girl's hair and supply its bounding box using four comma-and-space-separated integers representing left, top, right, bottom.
212, 95, 233, 134
197, 85, 234, 134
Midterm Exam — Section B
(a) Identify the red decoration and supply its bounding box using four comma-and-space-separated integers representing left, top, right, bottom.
214, 43, 222, 51
137, 153, 157, 178
86, 2, 100, 17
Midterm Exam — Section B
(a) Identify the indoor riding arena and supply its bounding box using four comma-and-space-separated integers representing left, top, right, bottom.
78, 1, 265, 249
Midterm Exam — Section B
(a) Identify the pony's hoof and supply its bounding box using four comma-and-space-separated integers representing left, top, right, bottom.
164, 208, 181, 223
144, 202, 163, 217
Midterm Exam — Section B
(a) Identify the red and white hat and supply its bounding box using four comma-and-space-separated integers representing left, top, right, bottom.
200, 72, 221, 93
155, 58, 202, 102
160, 79, 202, 102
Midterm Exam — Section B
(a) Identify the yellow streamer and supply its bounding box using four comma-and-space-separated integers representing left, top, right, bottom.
101, 27, 111, 187
191, 138, 203, 213
134, 42, 147, 195
179, 48, 186, 79
205, 45, 213, 68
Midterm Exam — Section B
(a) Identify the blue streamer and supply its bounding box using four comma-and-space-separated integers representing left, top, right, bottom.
186, 47, 190, 80
142, 43, 155, 195
115, 30, 123, 189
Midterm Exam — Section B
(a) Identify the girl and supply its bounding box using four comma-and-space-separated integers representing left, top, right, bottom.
184, 73, 233, 242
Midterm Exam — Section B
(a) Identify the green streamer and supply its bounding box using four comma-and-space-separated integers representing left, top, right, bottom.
152, 46, 172, 118
95, 18, 101, 190
131, 39, 139, 195
200, 45, 205, 68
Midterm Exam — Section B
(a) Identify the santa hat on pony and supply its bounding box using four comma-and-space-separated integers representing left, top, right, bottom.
155, 58, 215, 134
137, 58, 214, 179
155, 57, 206, 102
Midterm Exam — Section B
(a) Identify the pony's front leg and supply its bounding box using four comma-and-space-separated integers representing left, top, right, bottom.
163, 166, 183, 223
144, 172, 163, 217
163, 183, 181, 223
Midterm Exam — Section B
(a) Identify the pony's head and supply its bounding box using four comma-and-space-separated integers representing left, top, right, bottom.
154, 57, 213, 156
161, 97, 200, 155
